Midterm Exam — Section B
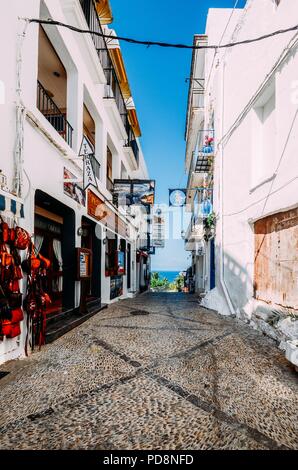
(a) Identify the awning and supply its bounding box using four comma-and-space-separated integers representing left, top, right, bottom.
0, 190, 24, 218
104, 28, 142, 137
95, 0, 113, 25
128, 108, 141, 138
108, 47, 131, 99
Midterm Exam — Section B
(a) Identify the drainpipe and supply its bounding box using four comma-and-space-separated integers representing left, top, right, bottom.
218, 59, 235, 315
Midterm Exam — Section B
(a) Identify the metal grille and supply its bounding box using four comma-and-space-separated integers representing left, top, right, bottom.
37, 80, 73, 147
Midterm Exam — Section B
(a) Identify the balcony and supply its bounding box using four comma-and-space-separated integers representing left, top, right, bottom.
191, 129, 215, 174
184, 187, 213, 250
123, 122, 139, 169
80, 0, 128, 129
184, 215, 204, 251
37, 80, 73, 147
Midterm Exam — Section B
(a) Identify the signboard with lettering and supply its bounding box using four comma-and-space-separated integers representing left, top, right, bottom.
87, 190, 128, 238
152, 209, 165, 248
87, 190, 115, 232
79, 136, 98, 191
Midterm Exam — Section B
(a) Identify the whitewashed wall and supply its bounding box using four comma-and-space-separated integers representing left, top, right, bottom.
204, 0, 298, 319
0, 0, 150, 363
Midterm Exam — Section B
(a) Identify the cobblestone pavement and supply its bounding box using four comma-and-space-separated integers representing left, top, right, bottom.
0, 292, 297, 450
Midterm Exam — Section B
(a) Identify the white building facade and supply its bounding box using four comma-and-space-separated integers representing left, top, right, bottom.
0, 0, 153, 364
185, 0, 298, 365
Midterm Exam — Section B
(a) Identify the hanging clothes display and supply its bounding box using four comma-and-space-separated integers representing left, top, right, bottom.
53, 238, 63, 291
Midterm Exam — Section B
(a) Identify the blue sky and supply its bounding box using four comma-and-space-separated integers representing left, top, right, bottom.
111, 0, 246, 270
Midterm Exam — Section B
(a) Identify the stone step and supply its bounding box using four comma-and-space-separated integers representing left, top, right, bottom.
45, 303, 107, 344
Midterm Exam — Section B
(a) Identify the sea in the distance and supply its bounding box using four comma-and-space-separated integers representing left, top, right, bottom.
153, 271, 181, 283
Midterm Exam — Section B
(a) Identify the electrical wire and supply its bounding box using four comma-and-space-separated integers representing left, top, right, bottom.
25, 18, 298, 50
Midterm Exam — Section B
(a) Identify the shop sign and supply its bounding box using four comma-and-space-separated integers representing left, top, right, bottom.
35, 215, 62, 235
169, 189, 187, 207
79, 137, 98, 191
152, 210, 165, 248
113, 180, 155, 206
87, 190, 115, 232
88, 190, 128, 237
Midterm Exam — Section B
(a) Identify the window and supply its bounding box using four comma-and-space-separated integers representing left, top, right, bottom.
251, 81, 276, 187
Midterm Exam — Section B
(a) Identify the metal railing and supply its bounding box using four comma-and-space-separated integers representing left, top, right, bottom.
37, 80, 73, 147
124, 121, 139, 164
189, 129, 215, 174
79, 0, 139, 167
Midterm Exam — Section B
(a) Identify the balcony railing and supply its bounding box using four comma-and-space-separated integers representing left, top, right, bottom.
37, 80, 73, 147
80, 0, 128, 129
124, 122, 139, 164
190, 129, 214, 174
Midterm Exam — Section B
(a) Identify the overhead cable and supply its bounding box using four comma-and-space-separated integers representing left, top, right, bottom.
25, 18, 298, 50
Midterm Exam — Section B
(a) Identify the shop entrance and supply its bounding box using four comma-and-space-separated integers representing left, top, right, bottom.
127, 243, 131, 290
35, 190, 75, 313
81, 216, 101, 301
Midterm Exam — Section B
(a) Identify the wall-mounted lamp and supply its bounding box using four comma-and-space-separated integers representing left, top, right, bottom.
77, 227, 88, 237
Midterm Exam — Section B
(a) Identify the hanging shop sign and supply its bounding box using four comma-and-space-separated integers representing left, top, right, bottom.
169, 189, 187, 207
87, 190, 128, 237
76, 247, 92, 280
87, 190, 115, 231
84, 155, 97, 190
152, 209, 165, 248
113, 180, 155, 206
79, 137, 98, 191
63, 168, 86, 206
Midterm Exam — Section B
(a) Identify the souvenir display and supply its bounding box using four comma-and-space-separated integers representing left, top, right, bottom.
0, 216, 51, 352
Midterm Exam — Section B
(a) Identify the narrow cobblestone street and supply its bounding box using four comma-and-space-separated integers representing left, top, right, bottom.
0, 293, 297, 450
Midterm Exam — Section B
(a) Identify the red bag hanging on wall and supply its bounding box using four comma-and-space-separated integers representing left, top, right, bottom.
2, 320, 21, 338
0, 216, 9, 243
14, 227, 31, 250
11, 308, 24, 323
